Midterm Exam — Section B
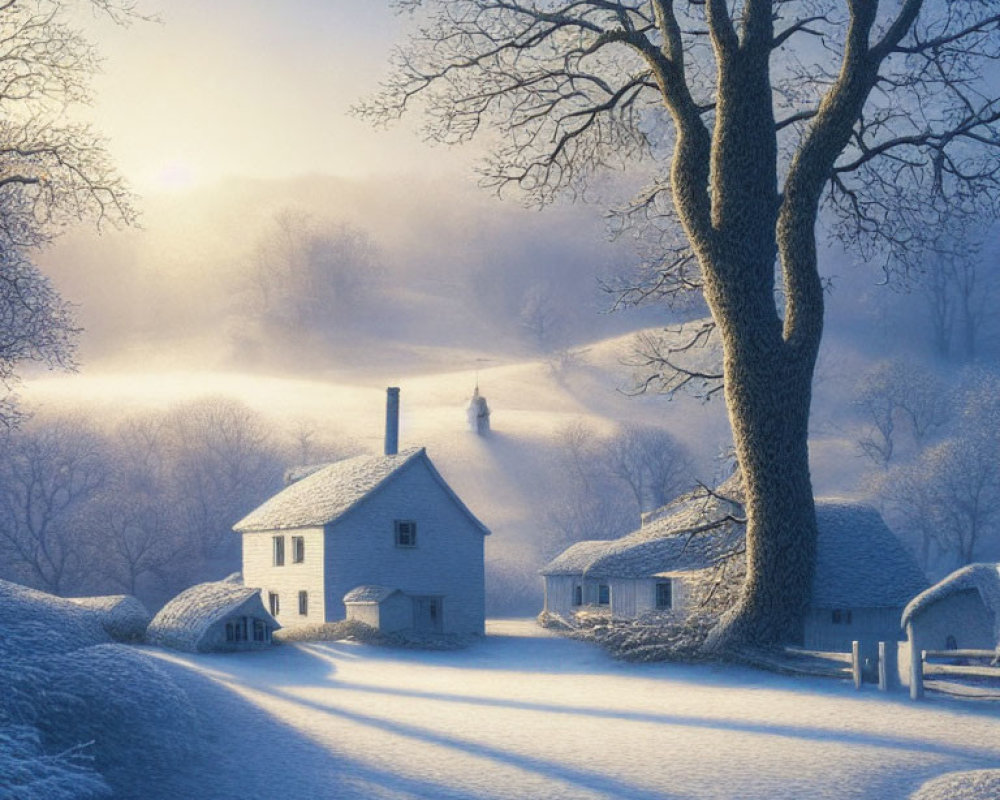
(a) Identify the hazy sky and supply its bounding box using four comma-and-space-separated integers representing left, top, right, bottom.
87, 1, 470, 192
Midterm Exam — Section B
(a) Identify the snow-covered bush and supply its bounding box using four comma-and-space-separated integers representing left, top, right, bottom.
275, 619, 473, 650
0, 725, 110, 800
34, 644, 198, 795
909, 769, 1000, 800
0, 579, 200, 797
66, 596, 152, 643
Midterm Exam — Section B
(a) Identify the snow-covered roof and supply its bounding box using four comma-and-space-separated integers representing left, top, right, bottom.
146, 581, 277, 652
66, 595, 151, 642
811, 501, 928, 608
901, 563, 1000, 641
343, 585, 403, 604
542, 481, 743, 578
542, 483, 928, 609
234, 447, 489, 535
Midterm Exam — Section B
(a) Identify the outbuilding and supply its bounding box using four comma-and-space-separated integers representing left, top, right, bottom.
343, 585, 414, 634
146, 580, 279, 652
901, 562, 1000, 654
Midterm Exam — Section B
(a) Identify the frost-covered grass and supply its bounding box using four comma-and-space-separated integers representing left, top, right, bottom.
145, 618, 1000, 800
0, 580, 198, 800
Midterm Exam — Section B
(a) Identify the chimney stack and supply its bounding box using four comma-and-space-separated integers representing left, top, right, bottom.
384, 387, 400, 456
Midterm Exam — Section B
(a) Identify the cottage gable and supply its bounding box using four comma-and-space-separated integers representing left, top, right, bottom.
234, 447, 488, 536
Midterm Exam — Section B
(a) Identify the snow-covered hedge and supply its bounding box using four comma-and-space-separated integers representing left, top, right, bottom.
66, 596, 152, 643
0, 579, 198, 798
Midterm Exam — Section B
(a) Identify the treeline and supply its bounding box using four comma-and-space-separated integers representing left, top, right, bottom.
0, 397, 354, 609
853, 361, 1000, 576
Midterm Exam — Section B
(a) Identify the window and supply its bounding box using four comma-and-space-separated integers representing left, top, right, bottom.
225, 622, 234, 642
573, 585, 582, 606
253, 619, 268, 642
272, 535, 285, 566
298, 590, 308, 616
395, 520, 417, 548
269, 592, 280, 616
292, 535, 305, 563
597, 583, 610, 606
229, 616, 247, 642
656, 581, 672, 610
831, 609, 852, 625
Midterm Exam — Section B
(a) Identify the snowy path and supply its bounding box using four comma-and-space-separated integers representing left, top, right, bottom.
146, 620, 1000, 800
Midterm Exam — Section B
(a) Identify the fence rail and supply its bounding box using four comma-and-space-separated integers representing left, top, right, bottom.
910, 648, 1000, 700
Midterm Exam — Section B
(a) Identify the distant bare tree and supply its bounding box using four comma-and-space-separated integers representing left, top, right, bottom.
245, 211, 383, 343
162, 397, 283, 566
919, 230, 998, 362
607, 423, 693, 512
519, 283, 565, 351
0, 416, 109, 593
854, 360, 949, 469
85, 416, 180, 596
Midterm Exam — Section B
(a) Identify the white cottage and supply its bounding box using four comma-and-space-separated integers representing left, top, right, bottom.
901, 563, 1000, 655
542, 481, 929, 653
234, 446, 489, 636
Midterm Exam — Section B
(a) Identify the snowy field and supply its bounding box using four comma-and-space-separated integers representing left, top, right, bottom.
144, 620, 1000, 800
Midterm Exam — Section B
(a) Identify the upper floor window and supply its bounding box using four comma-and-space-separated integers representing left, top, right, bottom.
269, 592, 280, 616
272, 535, 285, 567
292, 535, 305, 564
656, 581, 672, 610
395, 520, 417, 548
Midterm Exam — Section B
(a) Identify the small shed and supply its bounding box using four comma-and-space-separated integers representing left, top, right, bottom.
146, 581, 279, 652
344, 585, 412, 633
901, 563, 1000, 654
66, 594, 151, 642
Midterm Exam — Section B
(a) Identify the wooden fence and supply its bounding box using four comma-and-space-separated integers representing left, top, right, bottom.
909, 648, 1000, 700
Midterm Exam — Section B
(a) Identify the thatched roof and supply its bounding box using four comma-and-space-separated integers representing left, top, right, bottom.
66, 595, 151, 642
901, 563, 1000, 643
542, 483, 928, 610
343, 585, 403, 604
234, 447, 489, 535
146, 581, 277, 652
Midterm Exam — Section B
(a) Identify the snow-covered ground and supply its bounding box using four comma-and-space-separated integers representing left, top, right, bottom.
145, 620, 1000, 800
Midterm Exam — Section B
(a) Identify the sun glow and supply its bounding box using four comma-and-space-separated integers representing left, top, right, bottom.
148, 159, 199, 192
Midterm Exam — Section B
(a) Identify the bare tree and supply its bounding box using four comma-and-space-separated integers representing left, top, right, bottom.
361, 1, 1000, 649
0, 1, 143, 427
162, 397, 283, 567
0, 416, 109, 593
607, 422, 693, 512
854, 359, 950, 469
243, 211, 383, 345
0, 248, 79, 429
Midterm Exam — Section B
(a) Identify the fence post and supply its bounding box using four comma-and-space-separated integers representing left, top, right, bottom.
852, 640, 862, 689
906, 621, 924, 700
878, 641, 898, 691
